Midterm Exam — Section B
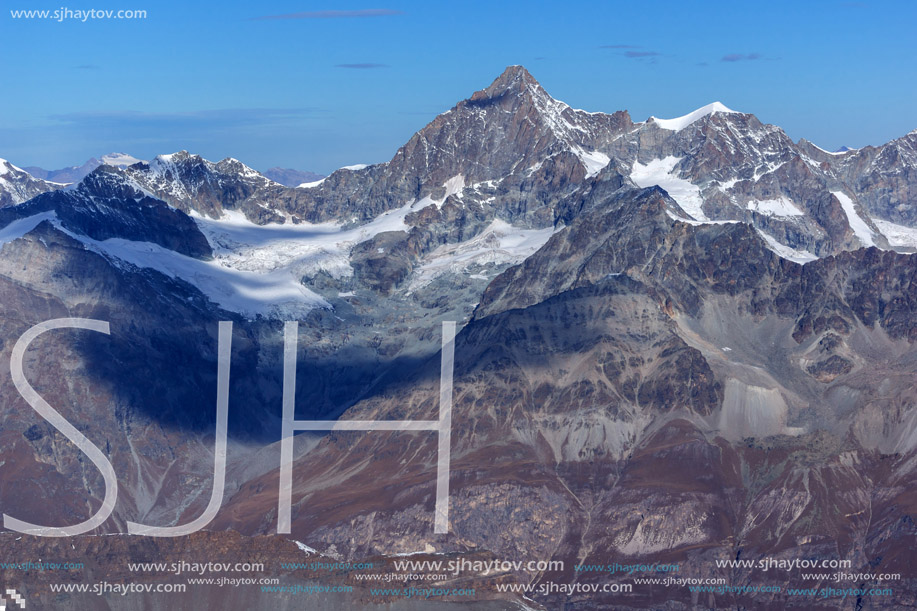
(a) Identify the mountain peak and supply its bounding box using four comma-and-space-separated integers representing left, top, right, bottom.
0, 158, 25, 180
0, 158, 37, 176
215, 156, 266, 180
472, 65, 543, 102
100, 152, 143, 167
493, 64, 536, 84
496, 64, 535, 82
651, 101, 738, 131
156, 150, 194, 163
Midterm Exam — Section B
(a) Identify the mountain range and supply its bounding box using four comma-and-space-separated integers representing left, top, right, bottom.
21, 152, 144, 183
261, 167, 325, 187
6, 153, 325, 194
1, 65, 916, 610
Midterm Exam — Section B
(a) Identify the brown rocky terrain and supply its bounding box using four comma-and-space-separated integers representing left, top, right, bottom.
1, 66, 917, 609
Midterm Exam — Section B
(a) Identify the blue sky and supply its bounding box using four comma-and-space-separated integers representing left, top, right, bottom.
1, 0, 915, 174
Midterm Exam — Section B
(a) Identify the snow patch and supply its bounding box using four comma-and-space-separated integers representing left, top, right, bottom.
575, 149, 611, 178
753, 161, 787, 180
755, 229, 818, 264
832, 191, 876, 247
100, 153, 143, 167
651, 102, 738, 132
0, 209, 331, 318
70, 225, 331, 318
0, 212, 57, 246
293, 540, 317, 555
746, 197, 804, 217
873, 218, 917, 249
631, 156, 707, 221
442, 174, 466, 199
297, 177, 326, 189
410, 175, 467, 210
408, 219, 560, 290
192, 200, 416, 282
809, 143, 848, 156
392, 544, 439, 557
664, 209, 739, 226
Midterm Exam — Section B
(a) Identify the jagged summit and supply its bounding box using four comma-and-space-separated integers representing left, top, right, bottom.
4, 66, 915, 261
124, 150, 281, 220
149, 151, 266, 176
472, 65, 543, 101
152, 150, 195, 163
492, 64, 536, 84
0, 157, 60, 205
144, 150, 264, 175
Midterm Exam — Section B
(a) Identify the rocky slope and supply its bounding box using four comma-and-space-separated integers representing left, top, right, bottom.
1, 66, 916, 610
1, 165, 212, 258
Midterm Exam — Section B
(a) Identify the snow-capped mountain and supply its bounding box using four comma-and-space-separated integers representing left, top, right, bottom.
3, 66, 917, 610
3, 164, 211, 258
100, 152, 144, 167
619, 106, 878, 257
122, 151, 286, 222
647, 100, 739, 131
239, 66, 913, 262
4, 65, 916, 317
832, 130, 917, 225
4, 65, 916, 319
23, 152, 144, 184
271, 65, 631, 226
0, 157, 61, 206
